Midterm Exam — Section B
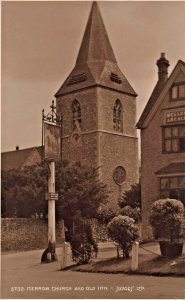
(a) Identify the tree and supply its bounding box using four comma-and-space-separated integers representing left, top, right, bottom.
107, 215, 139, 258
1, 162, 48, 218
2, 161, 109, 225
118, 183, 141, 209
55, 161, 109, 221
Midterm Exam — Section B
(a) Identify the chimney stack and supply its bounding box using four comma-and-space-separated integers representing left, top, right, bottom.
156, 53, 170, 84
16, 145, 19, 151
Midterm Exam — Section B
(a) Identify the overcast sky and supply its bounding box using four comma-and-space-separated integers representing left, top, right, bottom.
1, 1, 185, 152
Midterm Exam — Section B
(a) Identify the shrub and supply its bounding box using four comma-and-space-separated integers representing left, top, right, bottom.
149, 199, 184, 243
120, 206, 141, 223
70, 235, 93, 264
70, 219, 98, 264
118, 183, 141, 209
183, 211, 185, 238
107, 215, 139, 258
96, 208, 117, 224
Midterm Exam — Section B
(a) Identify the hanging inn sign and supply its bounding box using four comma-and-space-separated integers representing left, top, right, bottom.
42, 100, 62, 161
44, 123, 61, 160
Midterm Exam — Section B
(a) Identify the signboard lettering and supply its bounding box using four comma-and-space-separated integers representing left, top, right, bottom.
45, 192, 59, 201
166, 110, 185, 123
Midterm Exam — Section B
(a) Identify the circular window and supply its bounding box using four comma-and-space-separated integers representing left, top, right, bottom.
113, 166, 126, 185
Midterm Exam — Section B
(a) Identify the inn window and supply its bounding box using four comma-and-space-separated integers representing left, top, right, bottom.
160, 176, 185, 206
72, 99, 81, 123
162, 125, 185, 153
113, 99, 122, 132
170, 82, 185, 101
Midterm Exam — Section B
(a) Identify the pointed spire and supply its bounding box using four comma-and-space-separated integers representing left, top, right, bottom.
55, 1, 137, 97
76, 1, 116, 65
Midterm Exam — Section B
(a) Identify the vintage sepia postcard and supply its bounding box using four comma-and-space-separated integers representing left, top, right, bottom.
1, 1, 185, 299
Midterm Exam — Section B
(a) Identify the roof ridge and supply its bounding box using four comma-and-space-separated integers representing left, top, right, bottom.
136, 80, 165, 129
1, 145, 42, 154
136, 58, 185, 129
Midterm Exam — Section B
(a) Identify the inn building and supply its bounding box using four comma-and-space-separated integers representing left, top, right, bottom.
137, 54, 185, 240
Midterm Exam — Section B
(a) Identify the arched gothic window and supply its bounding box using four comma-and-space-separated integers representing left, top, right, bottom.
72, 99, 81, 123
113, 99, 122, 131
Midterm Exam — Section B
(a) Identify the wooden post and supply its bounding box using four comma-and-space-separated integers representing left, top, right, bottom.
41, 161, 58, 263
61, 242, 68, 270
48, 161, 56, 244
131, 241, 139, 271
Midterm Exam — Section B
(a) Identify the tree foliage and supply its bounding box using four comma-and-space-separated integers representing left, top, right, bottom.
118, 183, 141, 209
55, 161, 109, 220
2, 161, 109, 223
1, 162, 47, 218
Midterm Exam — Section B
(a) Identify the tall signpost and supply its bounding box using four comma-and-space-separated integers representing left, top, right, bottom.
41, 100, 62, 263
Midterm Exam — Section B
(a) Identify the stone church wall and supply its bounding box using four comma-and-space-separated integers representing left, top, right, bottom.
62, 133, 98, 167
97, 88, 137, 137
99, 132, 139, 208
57, 88, 98, 136
56, 86, 139, 209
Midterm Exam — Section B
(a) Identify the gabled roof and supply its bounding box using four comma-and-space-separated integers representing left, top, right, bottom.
137, 59, 185, 129
55, 1, 136, 97
155, 162, 185, 175
136, 79, 165, 129
1, 146, 43, 171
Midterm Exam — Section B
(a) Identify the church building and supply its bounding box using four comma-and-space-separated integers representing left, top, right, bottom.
55, 2, 139, 208
137, 54, 185, 240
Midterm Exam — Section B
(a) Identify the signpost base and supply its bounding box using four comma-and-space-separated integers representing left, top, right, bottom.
41, 241, 58, 263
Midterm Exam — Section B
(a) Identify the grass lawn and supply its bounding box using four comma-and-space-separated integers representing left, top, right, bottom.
70, 253, 185, 276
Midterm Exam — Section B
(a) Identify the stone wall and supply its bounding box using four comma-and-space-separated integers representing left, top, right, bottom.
88, 218, 110, 242
1, 218, 109, 252
1, 218, 65, 251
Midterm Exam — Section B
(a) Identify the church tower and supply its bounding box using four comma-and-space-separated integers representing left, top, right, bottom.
55, 2, 139, 208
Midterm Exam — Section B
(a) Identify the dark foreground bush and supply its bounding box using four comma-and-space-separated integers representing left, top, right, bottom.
70, 220, 98, 264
